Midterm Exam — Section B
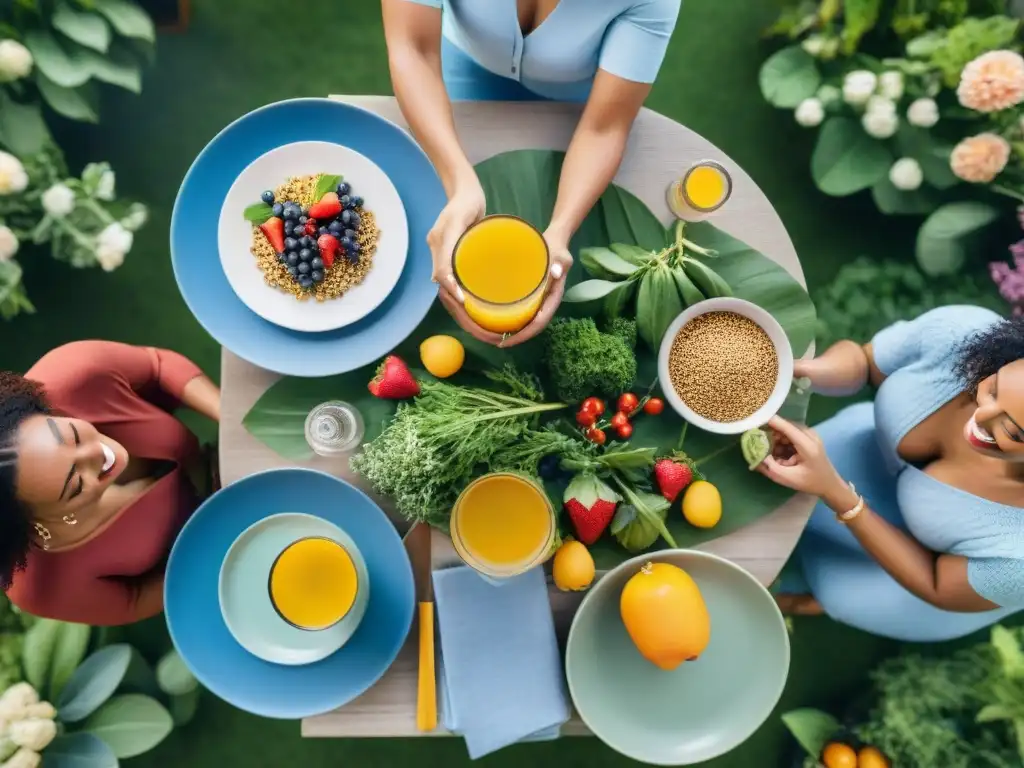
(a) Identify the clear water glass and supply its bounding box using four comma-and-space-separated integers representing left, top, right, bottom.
304, 401, 365, 456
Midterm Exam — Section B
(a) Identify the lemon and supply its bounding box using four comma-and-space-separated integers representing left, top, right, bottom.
552, 540, 595, 591
419, 335, 465, 378
857, 746, 890, 768
682, 480, 722, 529
821, 743, 857, 768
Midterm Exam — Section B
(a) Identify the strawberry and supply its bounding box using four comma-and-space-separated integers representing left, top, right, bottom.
259, 217, 285, 252
563, 473, 620, 545
304, 220, 318, 236
654, 457, 694, 503
309, 192, 342, 220
368, 355, 420, 399
317, 234, 339, 269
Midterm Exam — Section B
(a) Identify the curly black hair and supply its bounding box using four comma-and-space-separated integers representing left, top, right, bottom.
953, 315, 1024, 395
0, 372, 49, 590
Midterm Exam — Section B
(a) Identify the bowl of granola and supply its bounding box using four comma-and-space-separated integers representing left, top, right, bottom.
218, 141, 408, 332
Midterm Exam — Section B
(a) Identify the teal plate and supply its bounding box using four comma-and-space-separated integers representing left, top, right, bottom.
566, 550, 790, 765
218, 512, 370, 666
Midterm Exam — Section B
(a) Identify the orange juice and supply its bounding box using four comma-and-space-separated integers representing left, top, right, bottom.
451, 473, 555, 578
453, 215, 549, 334
667, 161, 732, 215
269, 537, 359, 630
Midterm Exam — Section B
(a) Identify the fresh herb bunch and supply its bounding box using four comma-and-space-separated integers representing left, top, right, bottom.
814, 255, 1005, 347
544, 317, 638, 403
349, 366, 567, 527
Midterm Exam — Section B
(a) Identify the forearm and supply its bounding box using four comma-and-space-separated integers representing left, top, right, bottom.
181, 374, 220, 422
547, 120, 629, 246
803, 340, 872, 397
388, 49, 475, 196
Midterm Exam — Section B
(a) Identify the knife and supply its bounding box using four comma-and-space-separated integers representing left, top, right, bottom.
407, 523, 437, 731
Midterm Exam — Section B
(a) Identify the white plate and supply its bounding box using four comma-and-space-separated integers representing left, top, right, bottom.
218, 141, 409, 333
218, 512, 370, 666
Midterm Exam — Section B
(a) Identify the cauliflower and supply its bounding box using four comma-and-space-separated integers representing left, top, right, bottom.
8, 720, 54, 753
1, 748, 39, 768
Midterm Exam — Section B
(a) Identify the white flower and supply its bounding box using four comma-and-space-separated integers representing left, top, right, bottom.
95, 243, 125, 272
2, 747, 40, 768
889, 157, 924, 190
95, 169, 115, 201
97, 221, 133, 256
842, 70, 878, 106
907, 97, 939, 128
0, 152, 27, 196
0, 40, 32, 82
862, 109, 899, 139
794, 97, 825, 127
8, 719, 54, 752
0, 227, 18, 263
866, 95, 897, 116
801, 35, 826, 56
120, 203, 148, 232
878, 70, 905, 100
41, 184, 75, 218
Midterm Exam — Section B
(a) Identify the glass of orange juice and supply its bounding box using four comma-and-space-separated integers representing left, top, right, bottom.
450, 472, 556, 580
452, 215, 550, 334
269, 536, 360, 631
667, 160, 733, 216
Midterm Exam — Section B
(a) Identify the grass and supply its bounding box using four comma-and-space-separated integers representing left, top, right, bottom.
0, 0, 976, 765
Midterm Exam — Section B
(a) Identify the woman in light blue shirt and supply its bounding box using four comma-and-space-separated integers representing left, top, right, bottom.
759, 307, 1024, 642
382, 0, 681, 345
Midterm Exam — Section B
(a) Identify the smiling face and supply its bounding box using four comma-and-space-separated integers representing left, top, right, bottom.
964, 359, 1024, 461
14, 415, 129, 524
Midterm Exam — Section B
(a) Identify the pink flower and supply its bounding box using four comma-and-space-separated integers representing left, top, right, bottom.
950, 133, 1011, 183
990, 247, 1024, 306
958, 50, 1024, 112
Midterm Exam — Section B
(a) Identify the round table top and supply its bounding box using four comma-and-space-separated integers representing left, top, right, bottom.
217, 94, 815, 737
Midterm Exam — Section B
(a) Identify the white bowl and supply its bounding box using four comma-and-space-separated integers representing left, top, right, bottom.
218, 140, 409, 333
656, 297, 793, 435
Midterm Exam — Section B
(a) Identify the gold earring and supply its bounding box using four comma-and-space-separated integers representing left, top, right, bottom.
62, 513, 77, 526
33, 523, 51, 551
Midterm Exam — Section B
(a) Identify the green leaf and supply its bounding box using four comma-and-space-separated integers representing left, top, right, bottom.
916, 201, 1001, 276
578, 247, 639, 279
840, 0, 881, 54
564, 278, 627, 303
168, 687, 200, 727
608, 243, 652, 266
992, 625, 1024, 679
36, 72, 100, 122
155, 649, 197, 696
758, 46, 821, 108
22, 619, 91, 700
978, 703, 1014, 723
243, 202, 273, 224
895, 125, 959, 190
58, 644, 133, 723
312, 173, 342, 201
871, 177, 939, 216
43, 732, 119, 768
0, 91, 51, 157
24, 30, 90, 87
636, 265, 682, 352
93, 0, 155, 42
243, 363, 398, 461
811, 117, 892, 196
52, 2, 111, 52
83, 694, 173, 759
781, 708, 841, 757
603, 279, 636, 319
599, 185, 666, 251
78, 43, 141, 92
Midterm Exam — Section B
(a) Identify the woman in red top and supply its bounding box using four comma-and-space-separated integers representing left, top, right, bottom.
0, 341, 219, 625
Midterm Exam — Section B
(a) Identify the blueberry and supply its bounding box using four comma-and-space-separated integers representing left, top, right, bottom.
346, 250, 360, 264
340, 209, 352, 226
301, 205, 309, 216
336, 181, 351, 196
297, 262, 311, 275
303, 235, 316, 248
339, 194, 352, 209
261, 190, 275, 204
349, 213, 361, 230
538, 454, 562, 481
311, 269, 325, 283
299, 248, 312, 262
339, 237, 353, 251
328, 221, 344, 235
277, 252, 288, 263
271, 202, 284, 217
286, 252, 299, 266
351, 196, 364, 208
344, 228, 356, 240
311, 256, 324, 270
282, 206, 298, 221
287, 265, 298, 277
318, 226, 329, 236
283, 237, 298, 251
349, 241, 361, 254
298, 216, 308, 226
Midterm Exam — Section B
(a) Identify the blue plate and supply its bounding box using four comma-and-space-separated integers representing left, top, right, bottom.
171, 98, 442, 377
165, 468, 415, 719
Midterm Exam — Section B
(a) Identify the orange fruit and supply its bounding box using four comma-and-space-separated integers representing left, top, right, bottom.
821, 742, 858, 768
552, 540, 595, 591
858, 746, 890, 768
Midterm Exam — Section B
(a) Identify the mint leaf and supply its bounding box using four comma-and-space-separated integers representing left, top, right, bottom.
243, 202, 273, 224
312, 173, 343, 202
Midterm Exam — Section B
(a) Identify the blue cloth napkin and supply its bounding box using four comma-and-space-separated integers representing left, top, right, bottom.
432, 565, 570, 758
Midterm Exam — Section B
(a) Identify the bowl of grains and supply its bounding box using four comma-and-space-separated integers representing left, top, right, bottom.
218, 141, 408, 333
658, 298, 793, 435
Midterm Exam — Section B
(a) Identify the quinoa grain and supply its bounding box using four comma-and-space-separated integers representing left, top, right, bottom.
668, 311, 778, 422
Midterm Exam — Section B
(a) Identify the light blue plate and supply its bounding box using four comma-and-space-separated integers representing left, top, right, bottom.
218, 513, 370, 667
171, 98, 442, 377
165, 468, 414, 719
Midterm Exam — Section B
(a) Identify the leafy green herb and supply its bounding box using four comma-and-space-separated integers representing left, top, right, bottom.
926, 16, 1021, 87
242, 202, 273, 224
609, 476, 676, 551
544, 317, 637, 403
312, 173, 343, 202
350, 366, 566, 526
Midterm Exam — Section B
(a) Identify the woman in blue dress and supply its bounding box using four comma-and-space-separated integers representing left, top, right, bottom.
763, 306, 1024, 642
382, 0, 682, 345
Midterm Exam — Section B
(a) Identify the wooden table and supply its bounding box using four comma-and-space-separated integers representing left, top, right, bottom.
218, 94, 816, 739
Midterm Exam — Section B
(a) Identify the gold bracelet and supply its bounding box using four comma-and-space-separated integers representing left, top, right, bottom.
836, 481, 865, 524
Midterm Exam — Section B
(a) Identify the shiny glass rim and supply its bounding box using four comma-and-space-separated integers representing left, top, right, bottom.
268, 535, 359, 632
680, 160, 733, 213
452, 214, 550, 307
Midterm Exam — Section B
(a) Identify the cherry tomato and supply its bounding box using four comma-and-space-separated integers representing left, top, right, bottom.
643, 397, 665, 415
587, 427, 607, 445
617, 393, 639, 415
609, 412, 629, 429
581, 397, 605, 416
616, 422, 633, 440
576, 409, 597, 427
